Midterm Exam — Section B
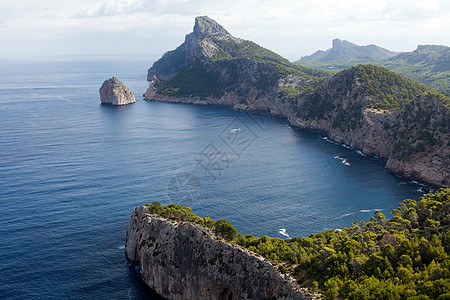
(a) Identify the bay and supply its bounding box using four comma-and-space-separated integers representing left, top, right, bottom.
0, 57, 424, 299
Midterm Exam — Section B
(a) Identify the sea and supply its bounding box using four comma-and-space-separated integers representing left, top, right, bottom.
0, 56, 426, 299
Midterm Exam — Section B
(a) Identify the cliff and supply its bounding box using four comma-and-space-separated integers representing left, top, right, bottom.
126, 205, 312, 300
293, 65, 450, 187
99, 76, 135, 105
145, 16, 329, 108
143, 16, 449, 188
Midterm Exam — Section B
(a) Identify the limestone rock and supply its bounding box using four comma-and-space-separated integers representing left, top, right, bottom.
146, 16, 244, 81
126, 206, 313, 300
99, 76, 135, 105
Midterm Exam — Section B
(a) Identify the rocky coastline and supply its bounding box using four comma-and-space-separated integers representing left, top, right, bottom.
141, 16, 449, 188
126, 205, 313, 300
144, 86, 449, 188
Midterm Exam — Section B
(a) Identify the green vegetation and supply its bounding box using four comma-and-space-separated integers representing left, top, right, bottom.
295, 46, 450, 97
156, 56, 329, 99
354, 64, 435, 110
299, 64, 448, 132
155, 33, 330, 99
156, 63, 224, 97
294, 58, 377, 74
145, 189, 450, 299
383, 47, 450, 97
390, 95, 449, 161
235, 189, 450, 299
210, 39, 291, 65
143, 202, 237, 241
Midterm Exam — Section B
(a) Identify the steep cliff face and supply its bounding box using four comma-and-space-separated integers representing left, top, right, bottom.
293, 97, 449, 187
126, 206, 311, 300
385, 97, 450, 186
143, 16, 449, 188
293, 66, 449, 187
147, 16, 243, 81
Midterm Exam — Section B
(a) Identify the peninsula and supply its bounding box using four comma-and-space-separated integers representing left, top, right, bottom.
127, 189, 450, 299
144, 16, 449, 187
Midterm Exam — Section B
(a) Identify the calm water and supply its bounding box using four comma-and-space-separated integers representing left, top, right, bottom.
0, 58, 424, 299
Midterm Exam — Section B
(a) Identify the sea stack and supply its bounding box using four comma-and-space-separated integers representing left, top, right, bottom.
99, 76, 136, 105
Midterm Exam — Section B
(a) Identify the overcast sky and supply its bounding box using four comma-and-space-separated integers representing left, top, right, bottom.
1, 0, 449, 61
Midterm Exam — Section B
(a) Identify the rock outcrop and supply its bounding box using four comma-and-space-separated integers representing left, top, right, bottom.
290, 65, 450, 187
143, 16, 449, 188
126, 205, 311, 300
99, 76, 135, 105
293, 94, 449, 188
147, 16, 242, 81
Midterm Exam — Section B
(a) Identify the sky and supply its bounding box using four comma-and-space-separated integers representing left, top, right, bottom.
0, 0, 449, 61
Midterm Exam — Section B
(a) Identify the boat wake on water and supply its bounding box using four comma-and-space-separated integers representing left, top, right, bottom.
278, 228, 290, 238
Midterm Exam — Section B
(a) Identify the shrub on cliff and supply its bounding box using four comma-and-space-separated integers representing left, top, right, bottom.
214, 219, 237, 240
143, 202, 236, 240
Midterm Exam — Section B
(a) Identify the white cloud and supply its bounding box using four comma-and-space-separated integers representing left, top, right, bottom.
0, 0, 448, 59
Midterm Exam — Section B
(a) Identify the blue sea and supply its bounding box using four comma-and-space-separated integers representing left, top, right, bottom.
0, 57, 425, 299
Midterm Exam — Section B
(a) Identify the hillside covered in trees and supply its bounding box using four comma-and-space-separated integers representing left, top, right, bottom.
143, 188, 450, 299
295, 42, 450, 97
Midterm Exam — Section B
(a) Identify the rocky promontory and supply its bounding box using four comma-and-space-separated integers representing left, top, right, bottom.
99, 76, 135, 105
143, 16, 449, 188
126, 205, 311, 300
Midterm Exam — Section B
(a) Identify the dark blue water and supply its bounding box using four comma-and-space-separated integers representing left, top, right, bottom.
0, 58, 424, 299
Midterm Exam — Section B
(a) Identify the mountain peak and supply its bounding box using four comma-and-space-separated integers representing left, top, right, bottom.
301, 39, 398, 61
193, 16, 231, 39
147, 16, 295, 81
332, 39, 358, 49
332, 38, 342, 47
415, 45, 449, 52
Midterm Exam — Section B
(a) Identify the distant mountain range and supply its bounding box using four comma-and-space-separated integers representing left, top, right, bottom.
295, 40, 450, 96
144, 16, 449, 188
300, 38, 398, 61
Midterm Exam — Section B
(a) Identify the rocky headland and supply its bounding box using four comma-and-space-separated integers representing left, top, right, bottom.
126, 191, 450, 299
143, 16, 449, 188
100, 76, 136, 105
126, 205, 312, 300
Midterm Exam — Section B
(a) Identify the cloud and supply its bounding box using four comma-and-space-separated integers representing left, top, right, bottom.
0, 0, 448, 59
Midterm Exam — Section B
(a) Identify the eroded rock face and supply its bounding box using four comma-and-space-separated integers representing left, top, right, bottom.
126, 206, 311, 300
147, 16, 241, 81
99, 76, 135, 105
292, 78, 450, 188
